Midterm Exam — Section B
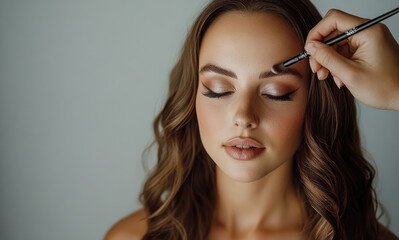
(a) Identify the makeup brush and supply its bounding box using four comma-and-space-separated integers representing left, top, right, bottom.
271, 7, 399, 74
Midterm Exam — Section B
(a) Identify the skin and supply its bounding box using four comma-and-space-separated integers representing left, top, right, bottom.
305, 9, 399, 111
104, 10, 399, 240
195, 12, 309, 239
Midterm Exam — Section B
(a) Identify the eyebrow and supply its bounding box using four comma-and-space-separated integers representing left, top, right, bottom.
199, 64, 302, 79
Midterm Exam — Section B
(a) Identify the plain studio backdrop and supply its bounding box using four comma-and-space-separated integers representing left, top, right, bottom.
1, 0, 398, 239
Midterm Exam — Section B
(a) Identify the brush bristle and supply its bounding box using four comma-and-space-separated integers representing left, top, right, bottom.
271, 63, 285, 74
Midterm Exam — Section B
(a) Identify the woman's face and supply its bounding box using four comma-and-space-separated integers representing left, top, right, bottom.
196, 12, 309, 182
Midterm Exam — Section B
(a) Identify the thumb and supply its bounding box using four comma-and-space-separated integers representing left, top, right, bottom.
305, 41, 353, 80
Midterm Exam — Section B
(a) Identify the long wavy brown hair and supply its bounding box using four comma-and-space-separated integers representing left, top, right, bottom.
139, 0, 380, 239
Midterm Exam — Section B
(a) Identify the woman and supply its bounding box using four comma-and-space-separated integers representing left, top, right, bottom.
106, 0, 399, 239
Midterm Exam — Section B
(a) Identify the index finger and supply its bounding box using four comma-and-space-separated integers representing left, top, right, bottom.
306, 9, 368, 42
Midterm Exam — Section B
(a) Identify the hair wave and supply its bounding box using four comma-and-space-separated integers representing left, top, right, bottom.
139, 0, 380, 239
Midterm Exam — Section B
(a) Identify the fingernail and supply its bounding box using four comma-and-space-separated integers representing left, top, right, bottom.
333, 77, 341, 89
317, 71, 322, 80
305, 42, 316, 55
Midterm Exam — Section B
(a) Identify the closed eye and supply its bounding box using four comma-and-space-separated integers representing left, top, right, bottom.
262, 89, 297, 101
201, 84, 233, 98
201, 83, 298, 101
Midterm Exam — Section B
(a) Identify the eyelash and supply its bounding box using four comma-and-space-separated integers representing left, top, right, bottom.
262, 92, 294, 101
202, 89, 296, 101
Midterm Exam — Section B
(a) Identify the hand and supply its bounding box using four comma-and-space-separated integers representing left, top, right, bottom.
305, 9, 399, 111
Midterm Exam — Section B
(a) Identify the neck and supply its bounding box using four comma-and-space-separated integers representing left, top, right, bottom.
213, 159, 306, 234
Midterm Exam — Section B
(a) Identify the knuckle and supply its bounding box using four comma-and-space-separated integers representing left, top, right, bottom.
374, 23, 389, 35
365, 23, 389, 42
325, 9, 341, 18
325, 9, 335, 16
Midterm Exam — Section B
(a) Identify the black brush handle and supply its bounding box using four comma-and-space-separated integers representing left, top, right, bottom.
325, 7, 399, 46
283, 7, 399, 67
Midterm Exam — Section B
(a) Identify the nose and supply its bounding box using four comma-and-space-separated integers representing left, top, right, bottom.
232, 95, 259, 130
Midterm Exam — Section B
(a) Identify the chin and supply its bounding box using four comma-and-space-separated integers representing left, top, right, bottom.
214, 153, 294, 183
217, 162, 273, 183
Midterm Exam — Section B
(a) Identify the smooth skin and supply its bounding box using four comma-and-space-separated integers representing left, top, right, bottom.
108, 12, 310, 240
305, 9, 399, 111
104, 10, 399, 240
196, 12, 309, 240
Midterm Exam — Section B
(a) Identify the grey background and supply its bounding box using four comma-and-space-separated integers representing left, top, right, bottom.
0, 0, 398, 239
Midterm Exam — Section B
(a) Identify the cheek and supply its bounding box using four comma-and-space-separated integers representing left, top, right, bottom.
265, 102, 306, 152
195, 96, 225, 140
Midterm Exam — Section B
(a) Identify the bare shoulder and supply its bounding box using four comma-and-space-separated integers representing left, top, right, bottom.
378, 222, 399, 240
104, 208, 148, 240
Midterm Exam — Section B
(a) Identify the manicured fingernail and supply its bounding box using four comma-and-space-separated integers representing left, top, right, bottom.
333, 77, 342, 89
317, 71, 322, 80
305, 42, 316, 55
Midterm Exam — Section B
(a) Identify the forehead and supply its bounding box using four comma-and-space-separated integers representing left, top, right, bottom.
199, 11, 307, 79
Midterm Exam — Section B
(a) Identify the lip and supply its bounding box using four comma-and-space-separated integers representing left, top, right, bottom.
223, 137, 265, 160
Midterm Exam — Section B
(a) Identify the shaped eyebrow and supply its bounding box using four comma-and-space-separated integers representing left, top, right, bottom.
199, 64, 302, 79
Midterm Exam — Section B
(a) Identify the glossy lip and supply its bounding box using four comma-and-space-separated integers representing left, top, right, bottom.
223, 137, 264, 148
223, 137, 265, 160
